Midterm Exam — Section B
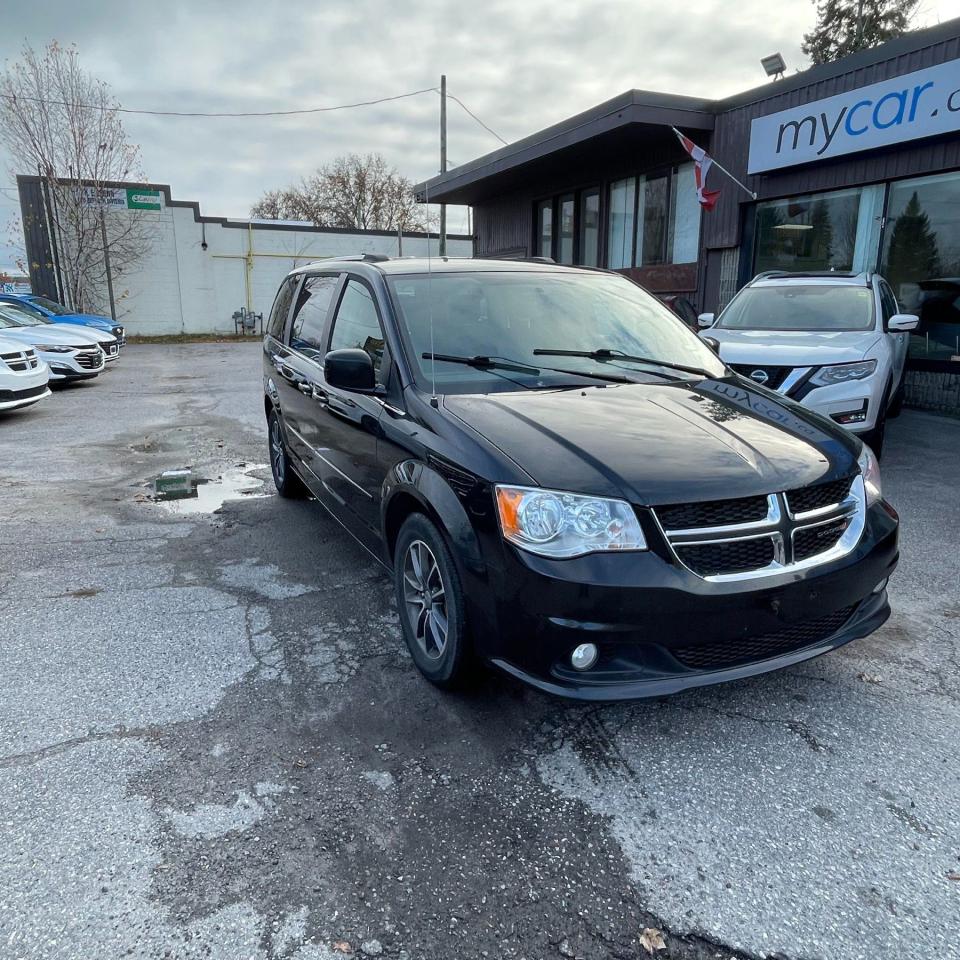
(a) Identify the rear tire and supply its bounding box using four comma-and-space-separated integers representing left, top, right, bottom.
861, 384, 889, 458
394, 513, 471, 689
267, 408, 306, 498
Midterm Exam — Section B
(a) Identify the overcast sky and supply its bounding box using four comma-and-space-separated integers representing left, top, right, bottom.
1, 0, 956, 273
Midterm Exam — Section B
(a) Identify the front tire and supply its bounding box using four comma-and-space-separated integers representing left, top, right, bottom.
267, 408, 306, 498
394, 513, 471, 689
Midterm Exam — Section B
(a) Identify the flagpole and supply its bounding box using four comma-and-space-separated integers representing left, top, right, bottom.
670, 126, 758, 200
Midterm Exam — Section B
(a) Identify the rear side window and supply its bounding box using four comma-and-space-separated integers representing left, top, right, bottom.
329, 280, 386, 377
290, 275, 339, 356
266, 277, 296, 340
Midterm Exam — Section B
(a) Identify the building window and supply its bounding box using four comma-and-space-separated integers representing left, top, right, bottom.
753, 185, 883, 276
669, 164, 701, 264
608, 177, 636, 270
558, 194, 575, 264
580, 189, 600, 267
880, 170, 960, 361
536, 200, 552, 258
637, 175, 669, 266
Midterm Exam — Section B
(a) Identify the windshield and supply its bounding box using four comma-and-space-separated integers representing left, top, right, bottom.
30, 295, 73, 316
717, 284, 875, 331
0, 306, 41, 327
386, 271, 725, 393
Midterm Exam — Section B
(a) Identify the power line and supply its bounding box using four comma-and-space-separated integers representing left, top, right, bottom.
445, 90, 508, 146
0, 86, 438, 118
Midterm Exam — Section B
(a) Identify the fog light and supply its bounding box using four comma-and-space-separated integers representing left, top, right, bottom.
570, 643, 599, 671
831, 402, 868, 425
873, 578, 888, 594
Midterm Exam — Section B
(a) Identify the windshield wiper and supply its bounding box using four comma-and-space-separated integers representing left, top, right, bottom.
422, 353, 637, 384
533, 347, 714, 379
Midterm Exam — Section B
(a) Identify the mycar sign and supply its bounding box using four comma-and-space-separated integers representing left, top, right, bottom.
748, 58, 960, 174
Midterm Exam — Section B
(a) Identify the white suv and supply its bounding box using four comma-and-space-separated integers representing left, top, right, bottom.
0, 333, 51, 412
699, 272, 918, 455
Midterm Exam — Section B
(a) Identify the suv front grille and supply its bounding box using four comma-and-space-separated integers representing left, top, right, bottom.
730, 363, 793, 390
1, 349, 38, 372
652, 476, 864, 580
657, 494, 768, 530
672, 604, 858, 670
786, 475, 855, 515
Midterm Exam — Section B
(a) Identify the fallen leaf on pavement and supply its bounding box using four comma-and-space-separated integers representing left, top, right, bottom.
947, 871, 960, 881
639, 928, 666, 954
332, 941, 352, 953
857, 672, 883, 684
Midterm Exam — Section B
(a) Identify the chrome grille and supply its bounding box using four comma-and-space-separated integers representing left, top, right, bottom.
75, 350, 104, 370
653, 476, 865, 581
1, 349, 37, 372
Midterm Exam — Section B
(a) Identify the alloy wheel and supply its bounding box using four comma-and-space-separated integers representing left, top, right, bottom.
402, 539, 448, 659
270, 417, 285, 486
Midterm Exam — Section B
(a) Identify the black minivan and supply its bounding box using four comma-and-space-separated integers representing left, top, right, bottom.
263, 256, 899, 700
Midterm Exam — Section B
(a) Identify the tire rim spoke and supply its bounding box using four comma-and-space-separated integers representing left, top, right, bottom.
402, 538, 448, 660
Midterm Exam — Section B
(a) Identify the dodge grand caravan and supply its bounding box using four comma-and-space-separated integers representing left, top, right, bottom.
263, 256, 899, 700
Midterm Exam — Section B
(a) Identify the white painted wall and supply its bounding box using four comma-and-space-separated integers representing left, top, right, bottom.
97, 188, 472, 335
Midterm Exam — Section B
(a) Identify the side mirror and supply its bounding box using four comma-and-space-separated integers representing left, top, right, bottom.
701, 336, 720, 353
324, 348, 377, 392
697, 312, 715, 329
887, 313, 919, 332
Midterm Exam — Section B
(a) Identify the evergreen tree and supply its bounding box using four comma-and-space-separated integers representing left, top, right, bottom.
885, 192, 941, 290
802, 0, 919, 65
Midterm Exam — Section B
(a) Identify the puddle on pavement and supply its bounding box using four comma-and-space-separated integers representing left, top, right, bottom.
145, 463, 272, 514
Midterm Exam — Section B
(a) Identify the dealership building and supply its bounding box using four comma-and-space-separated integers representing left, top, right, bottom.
417, 17, 960, 411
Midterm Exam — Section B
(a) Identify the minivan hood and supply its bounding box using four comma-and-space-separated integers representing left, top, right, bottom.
444, 378, 858, 505
0, 325, 101, 347
709, 328, 879, 366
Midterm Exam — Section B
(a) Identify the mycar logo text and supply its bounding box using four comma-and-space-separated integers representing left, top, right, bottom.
747, 58, 960, 174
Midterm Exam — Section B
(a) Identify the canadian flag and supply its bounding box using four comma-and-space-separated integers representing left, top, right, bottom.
673, 129, 721, 212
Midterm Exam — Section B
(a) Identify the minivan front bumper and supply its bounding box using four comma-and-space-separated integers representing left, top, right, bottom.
478, 501, 898, 700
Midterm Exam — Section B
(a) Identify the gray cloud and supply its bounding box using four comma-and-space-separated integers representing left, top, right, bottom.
1, 0, 955, 271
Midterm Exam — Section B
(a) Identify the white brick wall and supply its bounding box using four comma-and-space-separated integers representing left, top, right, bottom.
94, 189, 472, 335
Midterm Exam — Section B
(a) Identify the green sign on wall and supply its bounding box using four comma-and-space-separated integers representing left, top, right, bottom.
126, 188, 162, 210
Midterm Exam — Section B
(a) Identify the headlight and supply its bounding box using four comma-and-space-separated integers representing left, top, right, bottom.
857, 445, 882, 505
495, 485, 647, 558
810, 359, 877, 386
35, 344, 76, 353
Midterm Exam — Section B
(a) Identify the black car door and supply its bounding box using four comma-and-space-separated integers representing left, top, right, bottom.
310, 276, 391, 548
280, 273, 344, 484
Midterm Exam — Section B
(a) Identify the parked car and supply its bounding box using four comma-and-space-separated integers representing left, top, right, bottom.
0, 333, 50, 412
0, 293, 125, 345
0, 311, 105, 381
0, 302, 120, 362
698, 271, 918, 455
262, 256, 898, 700
659, 294, 699, 329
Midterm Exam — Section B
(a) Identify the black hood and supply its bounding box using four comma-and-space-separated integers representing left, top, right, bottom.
443, 377, 859, 505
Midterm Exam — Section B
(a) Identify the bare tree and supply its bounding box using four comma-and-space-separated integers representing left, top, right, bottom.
251, 153, 434, 232
0, 41, 155, 313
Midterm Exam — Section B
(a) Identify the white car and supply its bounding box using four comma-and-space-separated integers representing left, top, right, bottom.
0, 333, 51, 411
699, 271, 918, 455
0, 311, 105, 381
0, 301, 120, 362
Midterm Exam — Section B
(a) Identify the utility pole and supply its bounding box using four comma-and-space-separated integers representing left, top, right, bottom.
100, 210, 117, 321
439, 74, 447, 258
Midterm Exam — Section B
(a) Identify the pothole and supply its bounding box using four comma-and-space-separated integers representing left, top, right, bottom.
141, 463, 273, 514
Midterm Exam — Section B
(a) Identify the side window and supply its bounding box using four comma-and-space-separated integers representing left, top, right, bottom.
289, 275, 339, 357
266, 277, 296, 340
329, 280, 386, 377
879, 282, 898, 325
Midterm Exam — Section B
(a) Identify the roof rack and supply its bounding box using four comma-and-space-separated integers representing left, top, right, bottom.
752, 270, 870, 284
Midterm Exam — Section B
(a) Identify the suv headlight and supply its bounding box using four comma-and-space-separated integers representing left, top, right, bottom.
858, 445, 882, 505
495, 485, 647, 558
35, 344, 76, 353
810, 359, 877, 386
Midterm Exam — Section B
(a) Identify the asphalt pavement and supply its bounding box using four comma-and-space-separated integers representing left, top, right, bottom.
0, 342, 957, 960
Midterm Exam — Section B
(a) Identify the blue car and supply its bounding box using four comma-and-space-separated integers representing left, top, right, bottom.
0, 294, 125, 345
